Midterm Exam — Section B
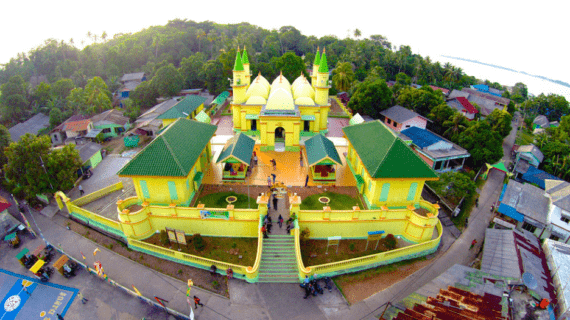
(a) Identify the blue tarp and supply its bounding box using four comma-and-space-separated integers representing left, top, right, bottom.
522, 166, 561, 189
498, 203, 524, 222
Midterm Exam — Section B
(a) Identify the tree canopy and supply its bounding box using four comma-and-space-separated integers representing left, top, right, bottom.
347, 79, 392, 119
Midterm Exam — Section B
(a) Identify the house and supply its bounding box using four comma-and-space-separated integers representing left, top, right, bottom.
117, 72, 146, 99
533, 115, 550, 130
378, 105, 428, 132
446, 97, 478, 120
428, 85, 450, 96
8, 113, 50, 141
118, 119, 217, 206
448, 88, 509, 117
134, 98, 181, 137
400, 126, 470, 173
304, 134, 342, 184
544, 179, 570, 243
215, 133, 255, 182
63, 119, 93, 139
75, 141, 103, 170
521, 166, 561, 189
342, 120, 438, 209
515, 144, 544, 168
0, 196, 20, 240
462, 88, 510, 107
89, 109, 130, 139
498, 180, 550, 239
543, 239, 570, 320
471, 84, 504, 97
156, 95, 208, 127
50, 115, 90, 145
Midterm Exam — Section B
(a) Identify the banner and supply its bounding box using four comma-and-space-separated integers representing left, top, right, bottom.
200, 210, 229, 220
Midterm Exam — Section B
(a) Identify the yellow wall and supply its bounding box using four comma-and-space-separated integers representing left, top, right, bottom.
259, 117, 300, 150
160, 104, 205, 128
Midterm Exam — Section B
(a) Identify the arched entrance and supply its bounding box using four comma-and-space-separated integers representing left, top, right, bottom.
275, 127, 285, 142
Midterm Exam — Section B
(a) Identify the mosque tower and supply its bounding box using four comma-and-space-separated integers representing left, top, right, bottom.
311, 47, 320, 89
232, 47, 247, 104
314, 48, 330, 106
242, 46, 251, 86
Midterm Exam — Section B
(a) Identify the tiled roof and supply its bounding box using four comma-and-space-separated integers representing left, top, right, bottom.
545, 179, 570, 212
428, 85, 449, 95
118, 119, 217, 177
156, 96, 207, 120
64, 119, 91, 132
463, 88, 510, 105
90, 109, 129, 126
455, 97, 478, 114
342, 121, 438, 179
313, 48, 320, 65
52, 114, 90, 132
120, 72, 145, 82
241, 47, 249, 64
0, 196, 11, 212
8, 113, 50, 141
516, 144, 544, 163
380, 105, 425, 124
216, 133, 255, 165
400, 127, 442, 149
195, 111, 211, 123
304, 134, 342, 166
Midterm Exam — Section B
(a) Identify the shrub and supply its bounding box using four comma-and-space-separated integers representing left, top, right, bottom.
177, 269, 183, 275
231, 242, 237, 249
384, 234, 397, 250
349, 243, 355, 251
193, 233, 205, 251
300, 227, 310, 241
159, 230, 169, 245
212, 280, 220, 289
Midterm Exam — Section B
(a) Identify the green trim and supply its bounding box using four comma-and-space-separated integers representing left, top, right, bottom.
233, 51, 244, 71
140, 180, 150, 198
245, 114, 259, 120
407, 182, 418, 201
167, 181, 178, 200
379, 183, 390, 202
301, 115, 315, 121
318, 50, 329, 73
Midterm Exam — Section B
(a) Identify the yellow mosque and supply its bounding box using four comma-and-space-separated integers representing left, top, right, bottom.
231, 47, 331, 151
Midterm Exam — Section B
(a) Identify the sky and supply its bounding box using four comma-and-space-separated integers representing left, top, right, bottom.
2, 0, 568, 84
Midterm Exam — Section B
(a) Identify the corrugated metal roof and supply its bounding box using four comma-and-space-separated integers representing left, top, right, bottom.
522, 166, 561, 189
304, 134, 342, 166
481, 229, 521, 278
400, 127, 442, 149
379, 105, 424, 124
216, 132, 255, 165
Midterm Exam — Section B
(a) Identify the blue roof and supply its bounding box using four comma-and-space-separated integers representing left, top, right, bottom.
472, 84, 489, 92
498, 203, 524, 222
522, 166, 561, 189
400, 127, 442, 149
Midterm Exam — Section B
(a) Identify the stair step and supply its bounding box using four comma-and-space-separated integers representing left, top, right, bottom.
259, 272, 299, 276
258, 278, 299, 283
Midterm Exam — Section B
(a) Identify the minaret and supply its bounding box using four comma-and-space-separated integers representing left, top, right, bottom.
232, 47, 247, 104
311, 47, 320, 88
242, 46, 251, 86
315, 48, 330, 105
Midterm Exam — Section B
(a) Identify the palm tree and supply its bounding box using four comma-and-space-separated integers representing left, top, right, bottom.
196, 29, 206, 52
354, 29, 362, 39
332, 62, 355, 93
443, 114, 467, 140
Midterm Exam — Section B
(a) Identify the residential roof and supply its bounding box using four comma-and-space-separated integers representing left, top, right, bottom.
135, 98, 181, 126
118, 119, 217, 177
342, 121, 438, 179
522, 166, 561, 189
455, 97, 478, 114
51, 114, 90, 133
84, 128, 103, 138
513, 158, 530, 175
516, 144, 544, 164
400, 126, 441, 149
545, 179, 570, 212
195, 110, 211, 123
156, 95, 207, 120
216, 133, 255, 165
428, 85, 449, 95
481, 228, 521, 279
304, 134, 342, 166
349, 113, 365, 126
463, 88, 510, 105
533, 115, 550, 127
8, 113, 50, 141
499, 180, 550, 225
543, 239, 570, 314
448, 89, 470, 100
0, 196, 11, 213
64, 119, 92, 132
379, 105, 425, 124
76, 142, 103, 163
90, 109, 129, 127
120, 72, 145, 82
211, 91, 230, 105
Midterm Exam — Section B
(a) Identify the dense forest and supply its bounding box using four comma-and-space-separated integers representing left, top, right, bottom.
0, 19, 481, 127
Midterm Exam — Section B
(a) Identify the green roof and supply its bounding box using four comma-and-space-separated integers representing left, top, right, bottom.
195, 110, 211, 123
211, 91, 230, 105
313, 48, 321, 65
233, 50, 244, 71
318, 49, 329, 73
342, 121, 438, 179
242, 47, 250, 64
118, 119, 217, 177
305, 134, 342, 166
156, 95, 207, 119
216, 133, 255, 165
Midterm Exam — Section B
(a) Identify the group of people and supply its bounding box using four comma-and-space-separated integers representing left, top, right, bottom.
300, 274, 333, 299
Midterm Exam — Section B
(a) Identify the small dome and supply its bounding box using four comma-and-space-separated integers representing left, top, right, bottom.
246, 81, 269, 100
245, 96, 267, 105
293, 82, 315, 100
271, 73, 291, 87
295, 97, 315, 106
256, 74, 271, 89
266, 88, 295, 110
291, 75, 305, 89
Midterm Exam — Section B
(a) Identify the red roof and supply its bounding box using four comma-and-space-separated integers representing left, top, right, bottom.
429, 85, 450, 95
456, 97, 478, 114
0, 196, 12, 212
64, 119, 92, 132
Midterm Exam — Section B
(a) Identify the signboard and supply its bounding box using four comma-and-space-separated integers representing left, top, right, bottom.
326, 236, 341, 254
166, 228, 177, 243
366, 230, 385, 250
200, 210, 229, 220
176, 230, 187, 245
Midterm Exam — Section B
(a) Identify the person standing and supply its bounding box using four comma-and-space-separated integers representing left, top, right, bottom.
267, 176, 272, 187
475, 198, 479, 207
78, 185, 85, 196
300, 151, 304, 167
193, 296, 204, 308
253, 151, 258, 166
278, 214, 283, 228
273, 196, 278, 210
271, 173, 276, 184
262, 225, 268, 238
272, 159, 277, 170
305, 174, 309, 187
470, 239, 477, 249
77, 292, 88, 304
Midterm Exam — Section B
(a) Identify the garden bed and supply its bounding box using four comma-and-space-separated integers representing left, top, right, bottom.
300, 235, 408, 266
143, 232, 257, 267
196, 191, 257, 209
300, 192, 362, 210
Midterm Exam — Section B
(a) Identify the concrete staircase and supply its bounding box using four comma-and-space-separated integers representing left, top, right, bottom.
258, 235, 299, 283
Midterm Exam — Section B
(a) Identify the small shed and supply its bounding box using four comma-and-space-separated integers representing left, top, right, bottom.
304, 134, 342, 183
216, 133, 255, 181
195, 110, 211, 124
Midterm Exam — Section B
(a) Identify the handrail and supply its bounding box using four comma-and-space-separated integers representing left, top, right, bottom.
72, 182, 123, 206
245, 214, 264, 281
307, 221, 443, 275
293, 219, 311, 279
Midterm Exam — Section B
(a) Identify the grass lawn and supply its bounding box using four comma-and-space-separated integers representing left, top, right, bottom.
301, 237, 400, 266
515, 128, 534, 145
144, 233, 257, 266
197, 191, 257, 209
300, 192, 362, 210
334, 256, 427, 286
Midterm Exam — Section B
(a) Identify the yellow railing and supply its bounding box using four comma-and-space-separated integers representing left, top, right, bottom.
68, 202, 122, 230
72, 182, 123, 206
245, 215, 264, 282
116, 196, 141, 213
303, 221, 443, 276
333, 96, 353, 117
293, 219, 311, 280
128, 238, 250, 277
